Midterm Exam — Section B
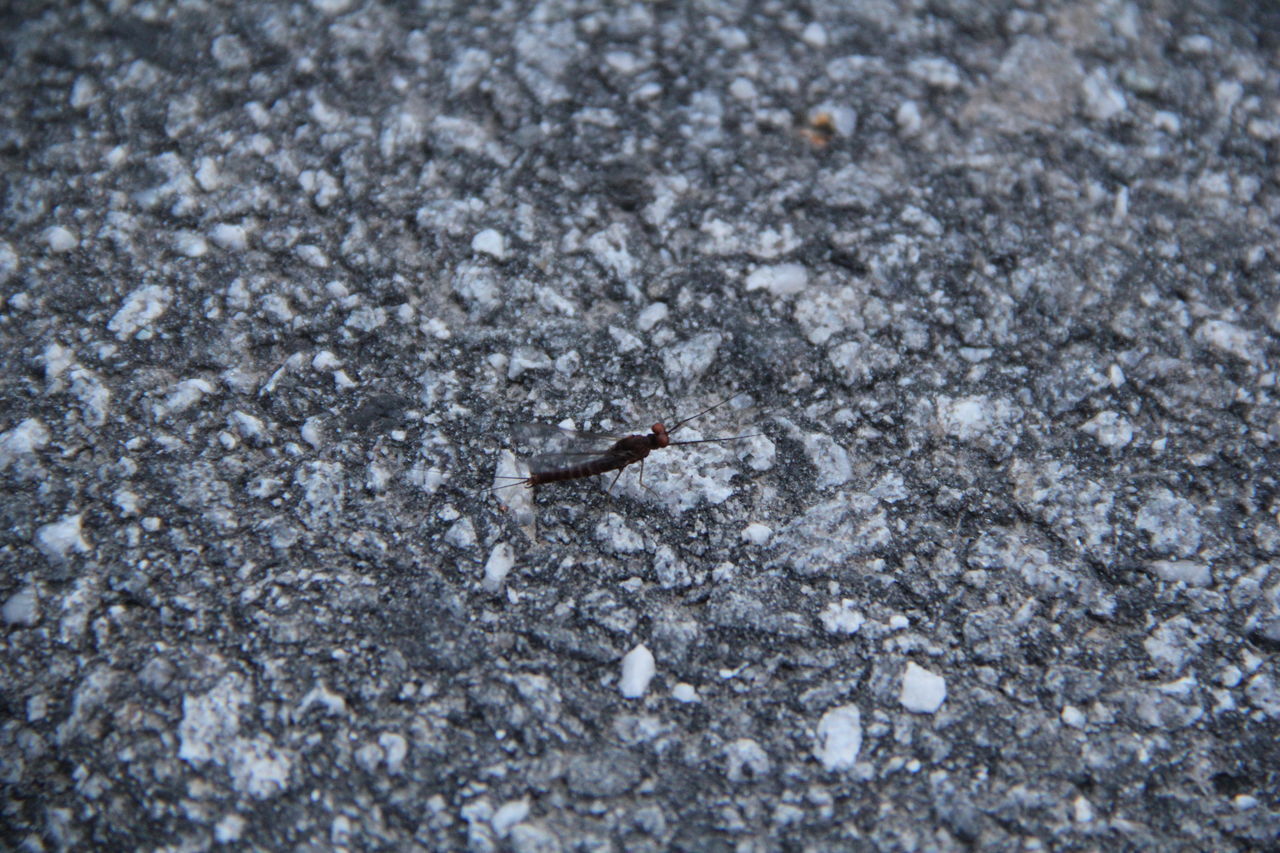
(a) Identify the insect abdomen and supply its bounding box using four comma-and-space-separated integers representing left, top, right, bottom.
528, 454, 629, 486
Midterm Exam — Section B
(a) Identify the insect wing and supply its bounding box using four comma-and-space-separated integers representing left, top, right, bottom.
511, 422, 621, 474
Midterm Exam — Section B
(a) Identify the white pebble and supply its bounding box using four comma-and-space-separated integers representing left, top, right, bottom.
740, 522, 772, 545
210, 223, 248, 251
896, 99, 923, 135
814, 705, 862, 771
195, 156, 221, 191
1082, 68, 1127, 121
595, 515, 645, 555
301, 417, 324, 449
635, 302, 669, 331
1079, 411, 1134, 449
312, 350, 342, 371
1147, 560, 1211, 587
801, 22, 828, 48
744, 263, 808, 296
729, 78, 757, 101
660, 332, 722, 383
1196, 319, 1261, 364
42, 343, 74, 382
1153, 110, 1182, 134
604, 51, 641, 75
108, 285, 174, 341
818, 600, 864, 635
175, 231, 208, 257
36, 514, 90, 561
507, 347, 553, 380
900, 662, 946, 714
471, 228, 506, 260
619, 643, 656, 698
2, 586, 38, 626
671, 683, 699, 703
70, 76, 97, 108
310, 0, 354, 15
936, 395, 997, 441
482, 542, 516, 592
114, 489, 140, 516
157, 377, 215, 417
909, 57, 962, 90
45, 226, 78, 252
0, 418, 50, 470
378, 732, 408, 774
1179, 34, 1214, 54
443, 517, 477, 550
214, 814, 245, 843
491, 799, 529, 837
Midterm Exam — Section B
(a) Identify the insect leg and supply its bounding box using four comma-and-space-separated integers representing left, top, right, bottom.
606, 468, 625, 494
637, 458, 656, 495
485, 477, 530, 495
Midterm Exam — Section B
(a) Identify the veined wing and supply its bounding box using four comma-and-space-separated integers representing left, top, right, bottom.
511, 422, 623, 472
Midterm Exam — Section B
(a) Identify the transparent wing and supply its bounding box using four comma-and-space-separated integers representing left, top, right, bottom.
511, 422, 623, 474
513, 422, 620, 452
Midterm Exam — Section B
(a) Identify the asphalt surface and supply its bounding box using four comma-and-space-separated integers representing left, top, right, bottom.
2, 1, 1279, 850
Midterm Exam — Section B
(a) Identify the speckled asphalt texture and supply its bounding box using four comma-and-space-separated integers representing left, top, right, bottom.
3, 2, 1279, 850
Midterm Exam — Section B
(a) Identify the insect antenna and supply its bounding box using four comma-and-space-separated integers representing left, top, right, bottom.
666, 391, 749, 436
667, 432, 764, 447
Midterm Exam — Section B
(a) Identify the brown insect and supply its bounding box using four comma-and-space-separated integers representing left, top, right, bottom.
799, 111, 837, 149
492, 394, 761, 494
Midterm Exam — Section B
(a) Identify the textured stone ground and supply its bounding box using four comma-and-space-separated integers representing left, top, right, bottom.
2, 1, 1279, 850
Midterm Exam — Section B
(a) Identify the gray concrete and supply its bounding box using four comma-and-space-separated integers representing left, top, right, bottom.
2, 1, 1278, 849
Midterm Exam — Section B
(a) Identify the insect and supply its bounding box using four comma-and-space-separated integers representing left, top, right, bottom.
492, 393, 762, 494
799, 110, 837, 148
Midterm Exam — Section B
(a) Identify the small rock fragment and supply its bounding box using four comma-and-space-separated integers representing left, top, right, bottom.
619, 644, 656, 698
814, 705, 862, 771
900, 662, 946, 713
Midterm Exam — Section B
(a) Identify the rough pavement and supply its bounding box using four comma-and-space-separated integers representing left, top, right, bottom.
2, 2, 1279, 850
